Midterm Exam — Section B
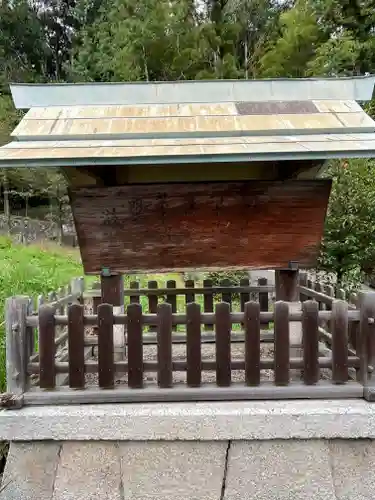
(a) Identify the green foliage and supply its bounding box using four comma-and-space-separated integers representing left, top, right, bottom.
206, 270, 249, 286
318, 159, 375, 286
260, 1, 324, 77
0, 238, 83, 392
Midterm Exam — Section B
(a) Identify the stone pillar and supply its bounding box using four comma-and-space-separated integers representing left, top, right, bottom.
101, 274, 125, 361
275, 270, 302, 379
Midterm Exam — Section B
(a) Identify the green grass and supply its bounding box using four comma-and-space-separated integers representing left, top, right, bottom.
0, 236, 83, 392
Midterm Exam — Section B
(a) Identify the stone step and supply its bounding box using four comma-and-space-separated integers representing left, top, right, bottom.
224, 440, 336, 500
3, 439, 375, 500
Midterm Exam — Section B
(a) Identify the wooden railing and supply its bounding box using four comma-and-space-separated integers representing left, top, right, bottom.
4, 275, 375, 407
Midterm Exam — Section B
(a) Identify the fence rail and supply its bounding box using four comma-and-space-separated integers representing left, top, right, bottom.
5, 273, 375, 407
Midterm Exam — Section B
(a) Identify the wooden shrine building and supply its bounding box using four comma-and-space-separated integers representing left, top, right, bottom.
1, 77, 375, 297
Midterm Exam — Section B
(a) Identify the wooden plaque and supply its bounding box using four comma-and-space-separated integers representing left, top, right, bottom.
69, 180, 332, 274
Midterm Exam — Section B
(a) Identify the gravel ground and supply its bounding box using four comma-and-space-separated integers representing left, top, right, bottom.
85, 340, 333, 386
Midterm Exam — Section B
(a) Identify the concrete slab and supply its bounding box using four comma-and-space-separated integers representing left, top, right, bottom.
224, 440, 336, 500
1, 442, 61, 500
52, 442, 122, 500
329, 439, 375, 500
2, 400, 375, 441
118, 442, 226, 500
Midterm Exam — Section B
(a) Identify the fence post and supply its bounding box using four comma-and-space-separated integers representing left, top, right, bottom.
258, 278, 268, 312
359, 292, 375, 401
203, 279, 214, 331
101, 274, 125, 360
71, 277, 84, 303
298, 272, 308, 302
6, 296, 30, 394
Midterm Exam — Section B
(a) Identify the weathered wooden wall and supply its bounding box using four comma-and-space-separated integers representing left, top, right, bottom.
70, 180, 331, 274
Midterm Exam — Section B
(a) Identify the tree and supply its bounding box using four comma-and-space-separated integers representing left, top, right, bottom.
0, 0, 49, 89
259, 0, 324, 78
318, 159, 375, 287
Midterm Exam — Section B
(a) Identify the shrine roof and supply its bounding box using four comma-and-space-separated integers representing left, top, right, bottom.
1, 77, 375, 168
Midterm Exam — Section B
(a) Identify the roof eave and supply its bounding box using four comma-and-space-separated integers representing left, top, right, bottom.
0, 149, 374, 169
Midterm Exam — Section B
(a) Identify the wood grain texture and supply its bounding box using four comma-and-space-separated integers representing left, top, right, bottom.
70, 180, 331, 274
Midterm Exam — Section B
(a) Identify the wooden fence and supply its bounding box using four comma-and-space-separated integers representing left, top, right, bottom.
4, 275, 375, 407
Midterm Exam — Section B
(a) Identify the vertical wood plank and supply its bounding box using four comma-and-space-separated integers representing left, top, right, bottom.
101, 274, 124, 355
5, 296, 29, 394
148, 280, 158, 313
221, 278, 232, 309
37, 295, 44, 312
258, 277, 269, 327
101, 274, 123, 306
26, 298, 34, 359
186, 302, 201, 387
98, 303, 114, 388
258, 277, 269, 312
331, 300, 349, 384
166, 280, 177, 332
92, 292, 101, 334
302, 300, 319, 385
358, 293, 375, 397
148, 280, 158, 333
68, 303, 85, 389
127, 303, 143, 389
299, 272, 308, 302
244, 301, 260, 386
315, 282, 324, 310
130, 281, 140, 304
203, 279, 214, 331
157, 303, 173, 388
240, 278, 250, 312
359, 293, 371, 385
275, 270, 299, 301
185, 279, 195, 304
337, 289, 346, 301
215, 302, 231, 387
274, 301, 290, 386
38, 304, 56, 389
58, 287, 65, 315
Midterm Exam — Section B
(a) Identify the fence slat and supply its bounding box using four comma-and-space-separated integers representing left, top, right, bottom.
215, 302, 231, 387
185, 280, 195, 304
68, 304, 85, 389
127, 303, 143, 389
203, 279, 214, 331
240, 278, 250, 312
274, 301, 289, 386
27, 298, 35, 359
244, 301, 260, 386
331, 300, 349, 384
148, 281, 158, 313
98, 303, 114, 388
221, 279, 232, 309
258, 278, 269, 312
130, 281, 140, 304
58, 287, 65, 315
299, 272, 308, 302
166, 280, 177, 332
38, 304, 56, 389
157, 303, 173, 388
302, 300, 319, 385
186, 302, 201, 387
6, 296, 29, 394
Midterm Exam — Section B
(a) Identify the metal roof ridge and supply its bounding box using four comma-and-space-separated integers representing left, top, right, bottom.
10, 77, 375, 109
10, 75, 375, 86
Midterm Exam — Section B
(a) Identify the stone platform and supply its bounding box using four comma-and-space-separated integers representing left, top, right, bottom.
2, 400, 375, 499
2, 439, 375, 500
